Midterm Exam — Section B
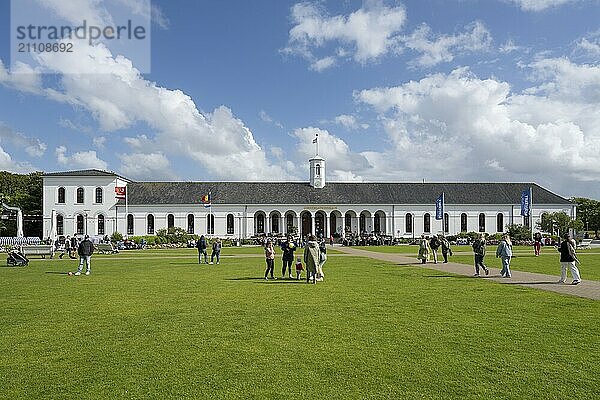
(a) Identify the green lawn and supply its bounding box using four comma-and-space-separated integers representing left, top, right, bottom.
1, 251, 599, 399
354, 245, 600, 281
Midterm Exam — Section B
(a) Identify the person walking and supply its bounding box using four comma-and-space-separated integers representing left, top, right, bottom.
557, 233, 582, 285
304, 235, 320, 284
280, 235, 296, 279
440, 234, 453, 263
533, 232, 543, 256
69, 235, 78, 259
496, 234, 513, 278
316, 239, 327, 281
74, 235, 94, 276
60, 235, 71, 259
417, 235, 430, 264
210, 238, 221, 265
264, 239, 276, 280
472, 233, 489, 276
196, 235, 208, 264
429, 234, 441, 264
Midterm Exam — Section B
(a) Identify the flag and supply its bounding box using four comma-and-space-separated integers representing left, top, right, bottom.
201, 193, 211, 208
312, 137, 318, 143
435, 193, 444, 220
520, 189, 531, 216
115, 186, 126, 199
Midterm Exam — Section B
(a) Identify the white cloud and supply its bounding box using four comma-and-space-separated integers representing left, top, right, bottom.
283, 0, 407, 69
403, 21, 492, 67
259, 110, 284, 129
119, 152, 177, 180
356, 62, 600, 191
508, 0, 578, 11
0, 123, 47, 157
55, 145, 108, 170
0, 60, 43, 94
93, 136, 106, 149
575, 37, 600, 57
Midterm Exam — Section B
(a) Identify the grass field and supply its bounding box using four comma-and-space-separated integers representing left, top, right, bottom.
1, 250, 599, 399
354, 245, 600, 281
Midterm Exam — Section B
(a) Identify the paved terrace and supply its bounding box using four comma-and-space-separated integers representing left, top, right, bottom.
334, 246, 600, 301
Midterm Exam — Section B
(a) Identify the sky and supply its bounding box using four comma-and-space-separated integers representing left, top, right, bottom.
0, 0, 599, 199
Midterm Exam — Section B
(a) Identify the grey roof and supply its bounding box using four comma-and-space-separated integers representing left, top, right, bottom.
121, 182, 571, 206
44, 169, 130, 180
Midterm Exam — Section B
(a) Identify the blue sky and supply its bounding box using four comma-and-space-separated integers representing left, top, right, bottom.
0, 0, 599, 198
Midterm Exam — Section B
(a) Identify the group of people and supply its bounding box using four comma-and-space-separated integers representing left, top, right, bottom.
195, 235, 222, 264
264, 234, 327, 284
417, 232, 582, 284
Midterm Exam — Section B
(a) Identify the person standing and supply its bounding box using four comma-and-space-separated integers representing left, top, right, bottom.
280, 235, 296, 279
210, 238, 221, 265
74, 235, 94, 276
496, 234, 513, 278
557, 233, 582, 285
70, 235, 78, 259
429, 234, 441, 264
196, 235, 208, 264
533, 232, 543, 256
264, 239, 276, 280
472, 233, 489, 276
440, 234, 453, 263
417, 235, 430, 264
60, 235, 71, 259
304, 235, 320, 284
316, 239, 327, 281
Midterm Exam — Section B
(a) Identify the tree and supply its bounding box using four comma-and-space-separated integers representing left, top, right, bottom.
536, 211, 583, 237
505, 224, 531, 241
0, 171, 43, 237
572, 197, 600, 238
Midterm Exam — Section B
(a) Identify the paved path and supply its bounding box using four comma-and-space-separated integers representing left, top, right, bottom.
334, 246, 600, 301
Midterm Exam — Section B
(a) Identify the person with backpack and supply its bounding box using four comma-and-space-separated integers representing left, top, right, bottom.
472, 233, 489, 276
440, 234, 453, 263
196, 235, 208, 264
429, 235, 441, 264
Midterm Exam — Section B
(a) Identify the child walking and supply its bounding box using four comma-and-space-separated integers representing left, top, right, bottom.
295, 256, 303, 280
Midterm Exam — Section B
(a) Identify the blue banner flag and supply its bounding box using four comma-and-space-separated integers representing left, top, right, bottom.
435, 193, 444, 220
520, 189, 530, 216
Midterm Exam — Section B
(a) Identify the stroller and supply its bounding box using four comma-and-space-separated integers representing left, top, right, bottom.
7, 250, 29, 266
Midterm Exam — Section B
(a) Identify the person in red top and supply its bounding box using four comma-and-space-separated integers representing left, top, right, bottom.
295, 256, 303, 280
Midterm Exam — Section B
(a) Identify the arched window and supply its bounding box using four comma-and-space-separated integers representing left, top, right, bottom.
271, 215, 279, 233
147, 214, 154, 234
57, 187, 65, 204
76, 187, 84, 204
424, 213, 431, 233
57, 214, 64, 235
359, 214, 366, 233
95, 187, 103, 204
374, 214, 381, 233
97, 214, 105, 235
127, 214, 134, 235
207, 214, 215, 234
286, 214, 294, 234
345, 214, 352, 231
187, 214, 194, 234
316, 164, 321, 176
167, 214, 174, 229
444, 213, 449, 233
479, 213, 486, 232
227, 214, 234, 235
256, 214, 264, 234
461, 213, 468, 232
76, 214, 84, 235
405, 213, 413, 233
496, 213, 504, 232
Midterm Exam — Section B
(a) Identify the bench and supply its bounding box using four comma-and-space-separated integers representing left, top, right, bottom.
21, 244, 54, 259
96, 243, 119, 254
577, 239, 593, 249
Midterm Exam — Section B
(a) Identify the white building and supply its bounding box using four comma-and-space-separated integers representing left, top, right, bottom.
42, 156, 575, 239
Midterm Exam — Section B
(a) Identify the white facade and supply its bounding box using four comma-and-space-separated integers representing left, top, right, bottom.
42, 171, 575, 239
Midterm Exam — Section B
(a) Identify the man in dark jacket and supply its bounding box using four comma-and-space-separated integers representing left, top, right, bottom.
197, 235, 208, 264
557, 233, 581, 285
75, 235, 95, 276
280, 235, 297, 279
